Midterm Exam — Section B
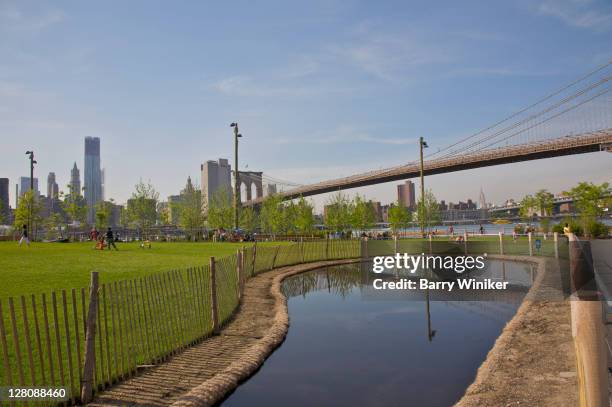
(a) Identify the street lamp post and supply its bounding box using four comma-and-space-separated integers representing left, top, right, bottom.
25, 150, 37, 238
230, 123, 242, 230
419, 137, 428, 238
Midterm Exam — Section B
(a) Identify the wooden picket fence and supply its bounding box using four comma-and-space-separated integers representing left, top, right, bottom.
0, 239, 361, 406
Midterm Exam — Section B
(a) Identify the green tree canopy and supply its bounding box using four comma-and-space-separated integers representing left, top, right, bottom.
13, 190, 43, 238
207, 186, 233, 230
415, 190, 440, 234
388, 203, 411, 235
259, 193, 285, 238
350, 195, 376, 232
294, 196, 315, 235
565, 181, 611, 237
324, 192, 352, 233
127, 180, 159, 238
239, 206, 258, 233
178, 183, 206, 240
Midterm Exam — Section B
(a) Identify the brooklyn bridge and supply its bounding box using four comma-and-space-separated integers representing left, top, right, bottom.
245, 61, 612, 204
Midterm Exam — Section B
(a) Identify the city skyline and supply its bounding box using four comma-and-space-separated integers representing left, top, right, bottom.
1, 1, 611, 212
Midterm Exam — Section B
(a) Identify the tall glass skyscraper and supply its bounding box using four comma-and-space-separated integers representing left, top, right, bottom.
84, 137, 102, 224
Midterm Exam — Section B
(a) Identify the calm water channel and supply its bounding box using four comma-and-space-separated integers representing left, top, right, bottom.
222, 260, 535, 407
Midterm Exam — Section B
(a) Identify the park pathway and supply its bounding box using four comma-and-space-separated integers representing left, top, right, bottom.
89, 259, 358, 407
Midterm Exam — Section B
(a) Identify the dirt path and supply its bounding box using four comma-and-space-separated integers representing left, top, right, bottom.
456, 256, 579, 407
89, 259, 359, 407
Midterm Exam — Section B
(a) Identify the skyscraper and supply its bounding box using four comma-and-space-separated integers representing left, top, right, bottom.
201, 158, 232, 209
18, 176, 39, 197
397, 180, 416, 209
70, 162, 81, 195
47, 172, 59, 199
479, 187, 487, 209
0, 178, 9, 224
84, 137, 102, 223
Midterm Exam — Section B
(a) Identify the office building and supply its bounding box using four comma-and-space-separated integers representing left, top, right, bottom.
84, 137, 102, 223
397, 180, 416, 209
70, 162, 81, 195
18, 176, 39, 197
0, 178, 9, 223
47, 172, 59, 199
201, 158, 232, 208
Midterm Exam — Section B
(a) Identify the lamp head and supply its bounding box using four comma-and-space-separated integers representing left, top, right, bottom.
237, 133, 242, 138
423, 141, 429, 148
230, 122, 237, 127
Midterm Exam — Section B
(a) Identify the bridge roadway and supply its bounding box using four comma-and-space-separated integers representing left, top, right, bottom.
246, 129, 612, 204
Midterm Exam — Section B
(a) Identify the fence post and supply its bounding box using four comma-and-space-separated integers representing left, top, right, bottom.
271, 245, 280, 270
236, 250, 242, 301
498, 232, 504, 255
251, 242, 257, 276
428, 233, 433, 254
394, 235, 398, 254
528, 232, 533, 256
463, 231, 468, 255
210, 257, 220, 335
300, 237, 305, 263
81, 271, 99, 404
568, 234, 607, 407
554, 232, 559, 259
325, 236, 329, 260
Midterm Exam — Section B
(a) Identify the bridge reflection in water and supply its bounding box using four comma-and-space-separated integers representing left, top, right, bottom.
223, 260, 536, 407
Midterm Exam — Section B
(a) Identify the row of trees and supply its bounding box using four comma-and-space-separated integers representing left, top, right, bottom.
519, 181, 610, 237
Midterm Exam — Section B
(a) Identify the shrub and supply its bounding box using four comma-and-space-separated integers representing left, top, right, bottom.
584, 220, 609, 238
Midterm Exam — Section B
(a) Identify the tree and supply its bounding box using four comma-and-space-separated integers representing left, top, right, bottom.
207, 186, 233, 230
388, 203, 411, 235
259, 193, 285, 239
13, 190, 43, 239
95, 201, 113, 230
534, 189, 554, 216
239, 206, 258, 233
61, 185, 87, 228
178, 184, 206, 240
45, 212, 63, 240
565, 181, 611, 237
415, 190, 440, 234
127, 180, 159, 238
324, 192, 352, 234
294, 196, 315, 235
519, 194, 537, 220
350, 195, 376, 232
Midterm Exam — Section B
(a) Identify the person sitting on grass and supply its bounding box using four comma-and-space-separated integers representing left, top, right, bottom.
96, 234, 106, 250
140, 238, 151, 249
106, 227, 118, 251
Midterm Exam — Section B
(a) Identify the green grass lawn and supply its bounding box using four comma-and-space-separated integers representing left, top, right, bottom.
0, 241, 284, 299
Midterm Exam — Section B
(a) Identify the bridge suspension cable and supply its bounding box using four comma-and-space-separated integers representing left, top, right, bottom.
426, 60, 612, 159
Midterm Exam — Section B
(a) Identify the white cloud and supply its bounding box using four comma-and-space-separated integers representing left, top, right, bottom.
536, 0, 612, 30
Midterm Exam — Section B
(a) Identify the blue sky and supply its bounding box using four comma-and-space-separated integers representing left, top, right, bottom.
1, 0, 611, 211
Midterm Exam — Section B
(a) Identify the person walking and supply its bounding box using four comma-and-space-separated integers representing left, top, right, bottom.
19, 224, 30, 247
106, 227, 118, 251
